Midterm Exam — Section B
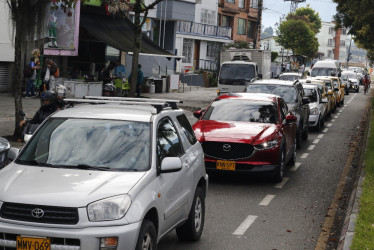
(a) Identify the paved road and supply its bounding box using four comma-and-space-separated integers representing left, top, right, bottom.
158, 90, 369, 250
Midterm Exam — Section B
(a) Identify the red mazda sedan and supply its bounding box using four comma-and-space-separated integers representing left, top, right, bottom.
192, 93, 297, 182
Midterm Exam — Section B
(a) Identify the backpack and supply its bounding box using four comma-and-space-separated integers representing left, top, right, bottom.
54, 67, 59, 78
23, 63, 33, 78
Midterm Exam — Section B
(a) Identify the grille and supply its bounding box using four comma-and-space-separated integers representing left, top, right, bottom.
0, 202, 79, 225
202, 141, 254, 160
0, 232, 80, 250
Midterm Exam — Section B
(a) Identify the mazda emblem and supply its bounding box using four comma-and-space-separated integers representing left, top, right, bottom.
223, 144, 231, 152
31, 208, 45, 219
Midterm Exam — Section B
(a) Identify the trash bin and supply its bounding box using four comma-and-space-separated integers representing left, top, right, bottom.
149, 83, 155, 93
154, 79, 163, 93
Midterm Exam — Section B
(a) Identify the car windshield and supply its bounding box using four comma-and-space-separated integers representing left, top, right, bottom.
17, 118, 151, 171
219, 64, 256, 81
246, 84, 297, 103
202, 99, 278, 124
279, 74, 300, 81
311, 68, 336, 77
304, 89, 317, 102
342, 73, 356, 81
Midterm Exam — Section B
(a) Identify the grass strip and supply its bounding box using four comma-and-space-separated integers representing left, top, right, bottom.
351, 96, 374, 249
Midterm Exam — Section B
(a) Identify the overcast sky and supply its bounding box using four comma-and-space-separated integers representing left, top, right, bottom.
262, 0, 338, 30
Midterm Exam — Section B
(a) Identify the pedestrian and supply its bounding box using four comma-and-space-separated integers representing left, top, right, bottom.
286, 62, 290, 72
26, 57, 38, 98
101, 61, 116, 84
114, 60, 127, 96
129, 64, 144, 98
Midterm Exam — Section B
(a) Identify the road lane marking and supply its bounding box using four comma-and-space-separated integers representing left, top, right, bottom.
308, 145, 316, 151
323, 128, 328, 133
290, 162, 301, 172
301, 153, 309, 158
332, 119, 336, 122
233, 215, 258, 235
274, 177, 289, 189
334, 115, 339, 119
318, 134, 324, 139
259, 195, 275, 206
326, 123, 332, 127
313, 139, 320, 144
344, 105, 347, 107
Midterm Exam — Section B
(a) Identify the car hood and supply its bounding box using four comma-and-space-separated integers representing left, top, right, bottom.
0, 164, 146, 207
308, 102, 318, 110
193, 120, 278, 144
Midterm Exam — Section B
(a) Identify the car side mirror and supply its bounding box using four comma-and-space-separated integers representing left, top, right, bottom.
193, 110, 204, 119
321, 98, 328, 103
160, 157, 182, 173
302, 97, 310, 104
286, 114, 297, 123
7, 147, 19, 162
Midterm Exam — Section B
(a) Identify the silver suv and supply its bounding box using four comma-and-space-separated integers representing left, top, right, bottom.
0, 97, 208, 250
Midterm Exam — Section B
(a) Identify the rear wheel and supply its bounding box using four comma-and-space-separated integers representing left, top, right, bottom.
176, 187, 205, 241
315, 115, 322, 132
288, 137, 296, 166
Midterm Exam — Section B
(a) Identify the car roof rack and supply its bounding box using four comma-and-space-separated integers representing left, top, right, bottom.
64, 96, 183, 114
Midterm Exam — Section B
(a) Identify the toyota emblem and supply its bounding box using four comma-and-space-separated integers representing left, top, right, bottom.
223, 144, 231, 152
31, 208, 45, 219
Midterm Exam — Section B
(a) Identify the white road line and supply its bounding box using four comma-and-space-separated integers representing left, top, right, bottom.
313, 139, 320, 144
323, 128, 328, 133
308, 145, 316, 151
290, 162, 301, 172
334, 115, 339, 119
318, 134, 324, 139
233, 215, 258, 235
332, 119, 336, 122
301, 153, 309, 159
274, 177, 290, 189
259, 195, 275, 206
326, 123, 332, 127
344, 105, 348, 107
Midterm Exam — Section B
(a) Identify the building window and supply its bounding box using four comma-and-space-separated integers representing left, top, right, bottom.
247, 20, 256, 39
341, 28, 346, 35
250, 0, 258, 9
328, 39, 334, 46
226, 0, 235, 3
222, 15, 230, 27
340, 40, 346, 47
237, 18, 246, 35
182, 39, 193, 63
206, 42, 220, 59
328, 50, 333, 57
328, 27, 334, 34
239, 0, 245, 8
201, 9, 216, 25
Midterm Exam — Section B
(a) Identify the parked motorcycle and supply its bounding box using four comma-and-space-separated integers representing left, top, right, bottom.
0, 137, 10, 169
20, 111, 40, 143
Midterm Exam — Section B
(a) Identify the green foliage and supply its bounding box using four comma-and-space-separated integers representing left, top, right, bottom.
292, 5, 322, 34
334, 0, 374, 64
262, 26, 274, 39
208, 73, 217, 87
351, 101, 374, 249
276, 19, 319, 58
271, 51, 278, 62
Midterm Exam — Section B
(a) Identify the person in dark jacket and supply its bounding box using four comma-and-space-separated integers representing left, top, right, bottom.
129, 64, 144, 97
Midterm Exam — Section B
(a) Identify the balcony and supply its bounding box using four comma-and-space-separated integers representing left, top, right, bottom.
177, 21, 232, 40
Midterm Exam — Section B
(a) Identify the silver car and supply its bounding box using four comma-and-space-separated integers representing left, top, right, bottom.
303, 84, 328, 131
0, 98, 208, 250
342, 70, 360, 93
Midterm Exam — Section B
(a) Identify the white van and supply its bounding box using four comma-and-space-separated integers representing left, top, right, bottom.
311, 60, 341, 77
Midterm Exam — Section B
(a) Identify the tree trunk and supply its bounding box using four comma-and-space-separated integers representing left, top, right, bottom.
129, 6, 142, 97
12, 18, 24, 139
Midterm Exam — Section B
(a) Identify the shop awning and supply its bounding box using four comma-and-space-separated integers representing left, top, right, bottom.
80, 13, 173, 56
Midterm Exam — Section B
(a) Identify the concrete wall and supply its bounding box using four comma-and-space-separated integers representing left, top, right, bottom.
156, 0, 195, 22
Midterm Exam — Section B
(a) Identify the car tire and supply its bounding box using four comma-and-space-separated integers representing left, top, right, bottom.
288, 138, 296, 166
272, 147, 285, 183
356, 88, 359, 93
296, 128, 302, 149
135, 220, 157, 250
346, 89, 349, 95
341, 98, 344, 105
176, 187, 205, 242
315, 115, 322, 132
302, 123, 308, 140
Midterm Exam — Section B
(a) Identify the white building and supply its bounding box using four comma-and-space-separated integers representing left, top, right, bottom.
260, 36, 292, 62
0, 1, 15, 91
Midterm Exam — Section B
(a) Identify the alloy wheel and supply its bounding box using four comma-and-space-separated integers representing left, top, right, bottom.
142, 232, 153, 250
194, 196, 202, 232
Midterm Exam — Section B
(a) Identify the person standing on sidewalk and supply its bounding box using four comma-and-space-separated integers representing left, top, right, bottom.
129, 64, 144, 98
26, 57, 39, 98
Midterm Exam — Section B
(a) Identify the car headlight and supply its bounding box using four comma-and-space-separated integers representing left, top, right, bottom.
310, 108, 318, 115
87, 195, 132, 221
254, 139, 279, 150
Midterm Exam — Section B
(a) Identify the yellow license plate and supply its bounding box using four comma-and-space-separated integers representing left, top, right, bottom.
16, 236, 51, 250
216, 160, 236, 171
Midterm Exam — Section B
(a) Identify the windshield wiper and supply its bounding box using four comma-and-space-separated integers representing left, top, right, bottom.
17, 159, 42, 166
74, 164, 111, 171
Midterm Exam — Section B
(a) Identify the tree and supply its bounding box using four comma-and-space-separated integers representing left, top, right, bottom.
333, 0, 374, 63
275, 19, 319, 60
261, 26, 274, 39
6, 0, 78, 139
106, 0, 164, 97
290, 5, 322, 34
271, 51, 278, 62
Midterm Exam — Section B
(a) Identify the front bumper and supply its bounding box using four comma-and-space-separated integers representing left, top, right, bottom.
0, 220, 141, 250
309, 114, 319, 127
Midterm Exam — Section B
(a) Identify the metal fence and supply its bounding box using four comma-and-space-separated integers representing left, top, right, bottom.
177, 21, 232, 39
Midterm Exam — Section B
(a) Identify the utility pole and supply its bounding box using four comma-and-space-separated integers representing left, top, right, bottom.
283, 0, 306, 13
347, 38, 352, 68
253, 0, 263, 49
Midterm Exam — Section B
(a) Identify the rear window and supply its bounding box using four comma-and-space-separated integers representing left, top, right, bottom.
311, 68, 336, 77
304, 89, 317, 102
202, 99, 278, 124
246, 84, 297, 103
279, 74, 300, 81
219, 64, 256, 81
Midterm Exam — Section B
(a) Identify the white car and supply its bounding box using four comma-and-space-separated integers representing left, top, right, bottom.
303, 84, 328, 131
278, 72, 304, 81
342, 70, 360, 93
1, 97, 208, 250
